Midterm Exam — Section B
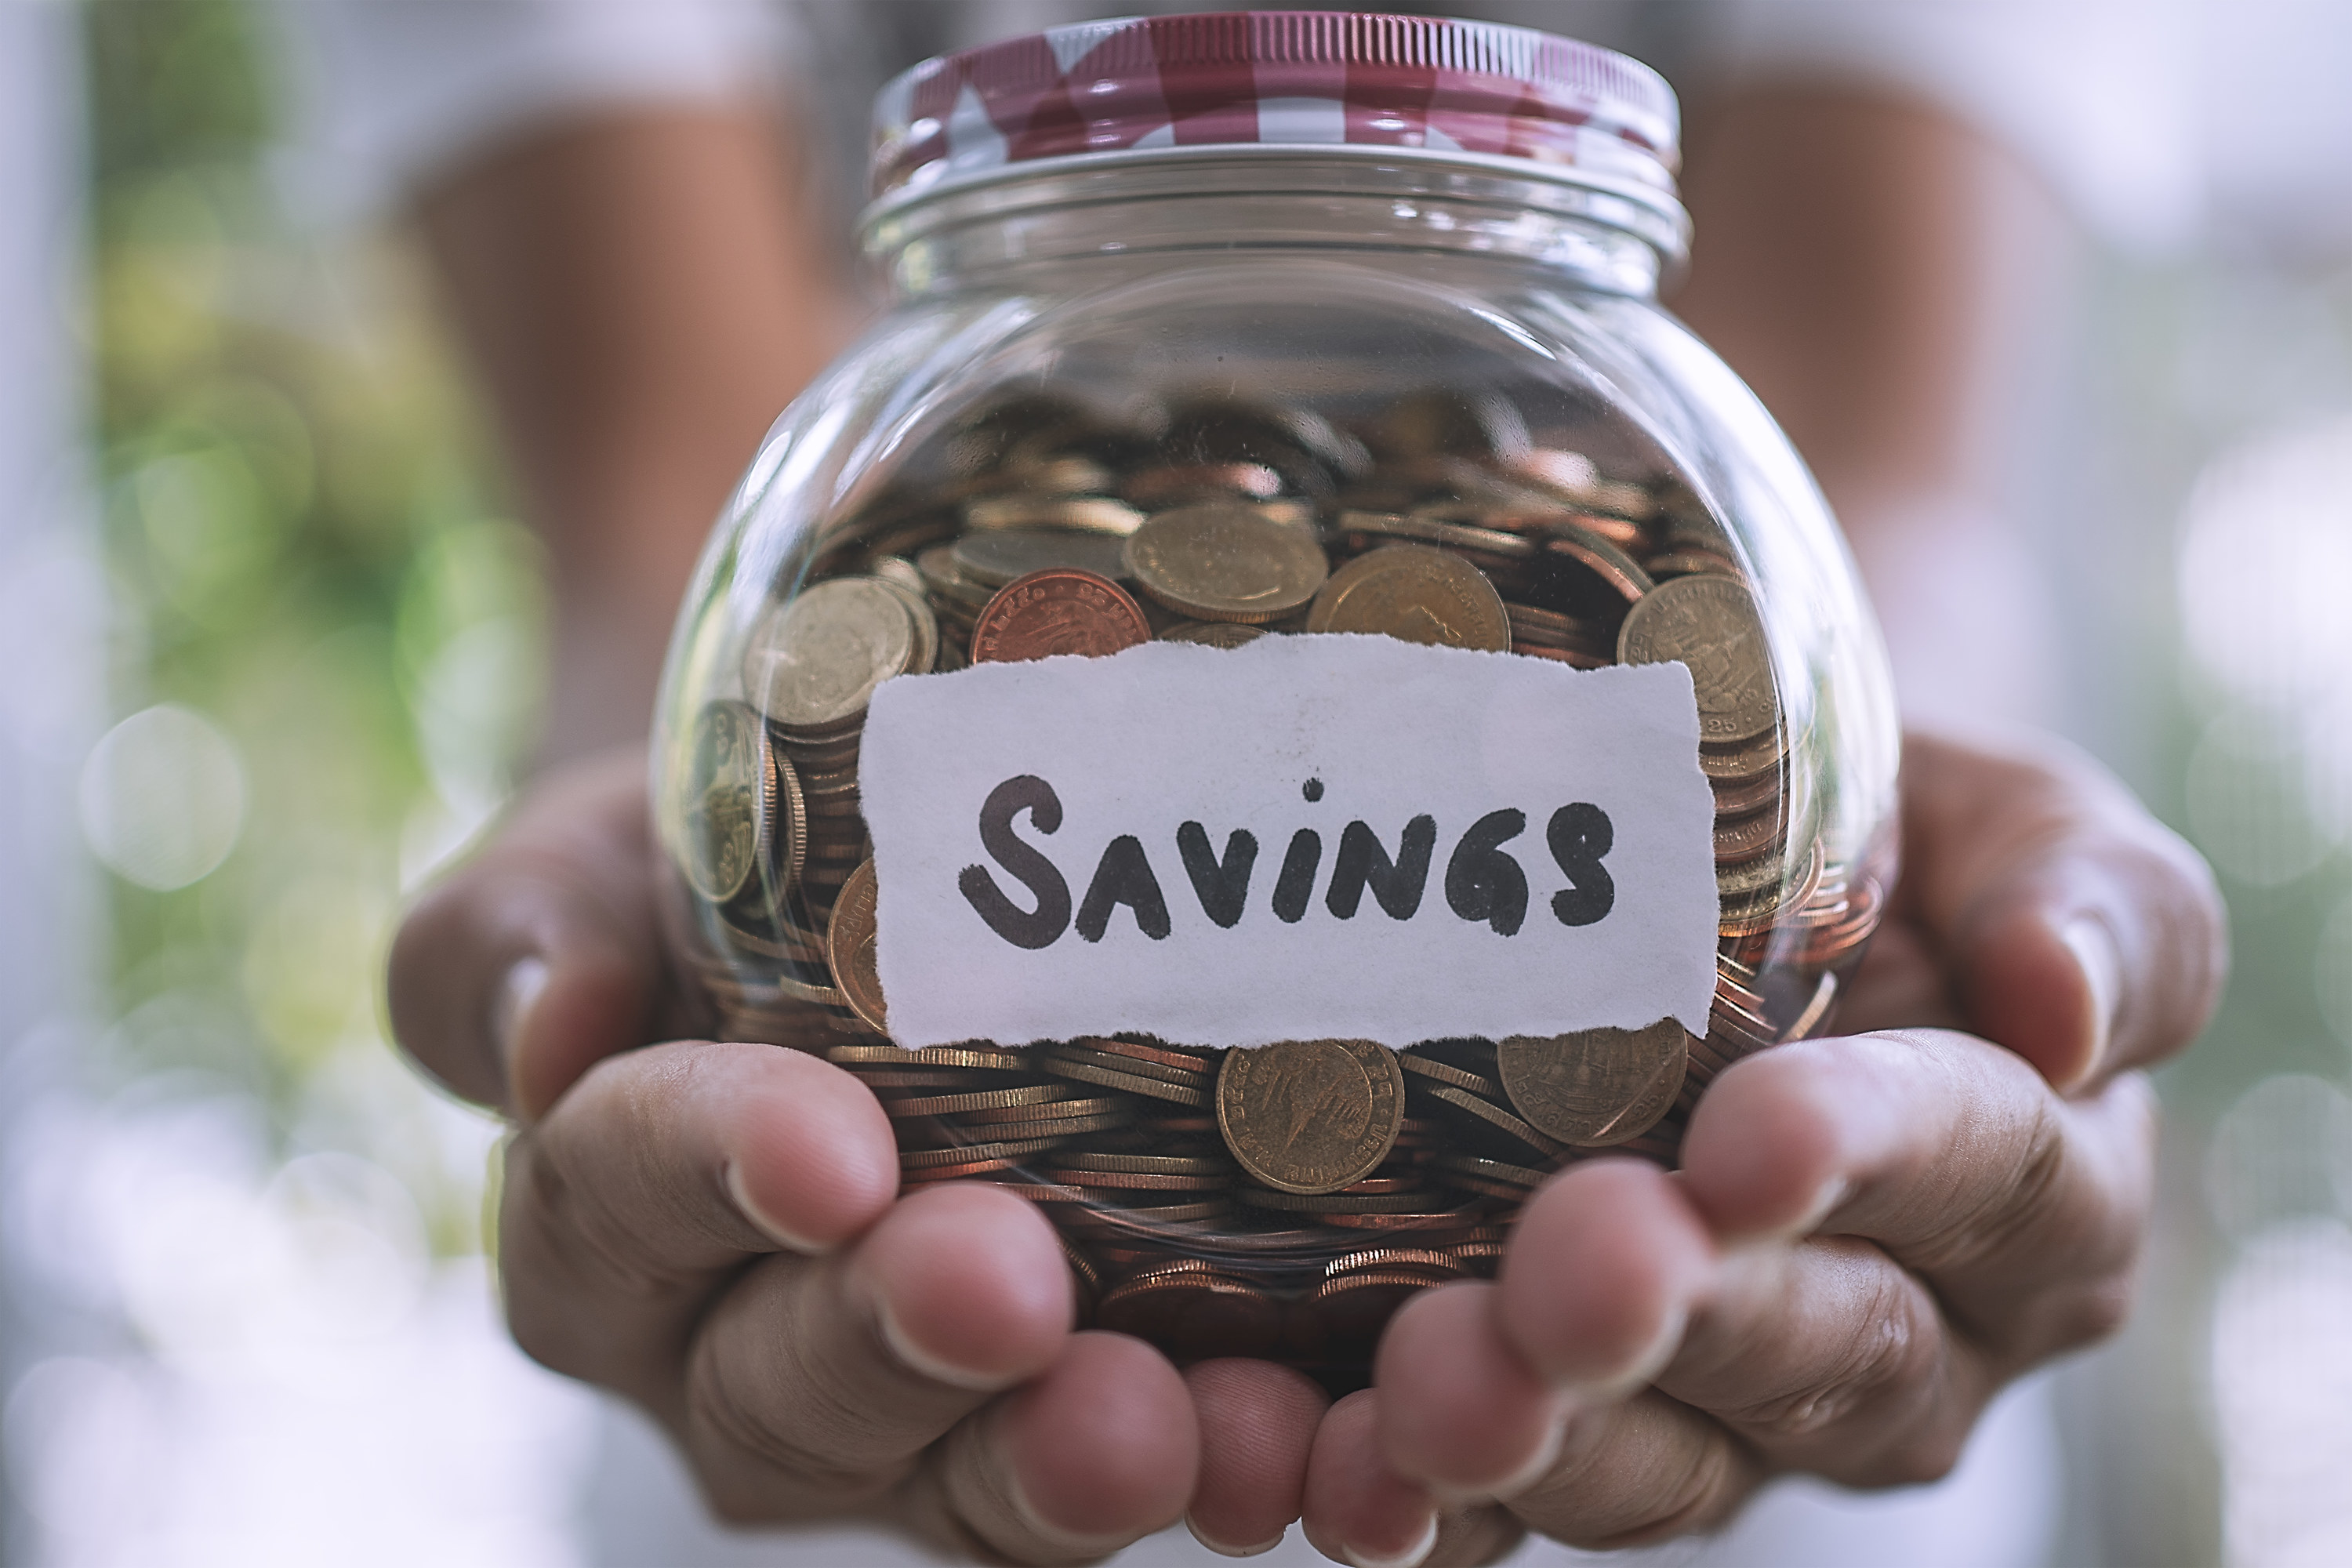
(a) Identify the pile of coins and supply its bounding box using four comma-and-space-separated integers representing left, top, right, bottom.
667, 387, 1886, 1374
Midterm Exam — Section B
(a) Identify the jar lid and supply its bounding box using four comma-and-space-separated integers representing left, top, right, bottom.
871, 10, 1680, 210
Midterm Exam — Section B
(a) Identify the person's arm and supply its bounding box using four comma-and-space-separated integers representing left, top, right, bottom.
1675, 84, 2068, 726
418, 104, 855, 764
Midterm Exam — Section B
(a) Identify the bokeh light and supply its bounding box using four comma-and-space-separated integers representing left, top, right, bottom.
78, 703, 247, 891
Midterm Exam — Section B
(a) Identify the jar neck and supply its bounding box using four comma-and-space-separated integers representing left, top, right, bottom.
861, 153, 1685, 301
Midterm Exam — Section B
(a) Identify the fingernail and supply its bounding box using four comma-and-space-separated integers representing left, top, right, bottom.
1341, 1512, 1438, 1568
720, 1159, 833, 1256
2060, 915, 2120, 1086
873, 1295, 1021, 1393
1791, 1174, 1850, 1237
1185, 1516, 1284, 1556
492, 957, 548, 1073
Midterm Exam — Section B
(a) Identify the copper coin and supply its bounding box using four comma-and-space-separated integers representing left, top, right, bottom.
1541, 520, 1655, 601
968, 568, 1151, 663
1703, 728, 1788, 780
1326, 1247, 1466, 1277
1097, 1271, 1282, 1361
1217, 1040, 1405, 1196
1236, 1187, 1439, 1214
1710, 767, 1782, 816
1617, 575, 1778, 745
1304, 543, 1509, 651
1497, 1021, 1690, 1146
824, 859, 887, 1034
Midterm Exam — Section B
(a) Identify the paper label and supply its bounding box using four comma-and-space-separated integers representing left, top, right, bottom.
862, 636, 1719, 1050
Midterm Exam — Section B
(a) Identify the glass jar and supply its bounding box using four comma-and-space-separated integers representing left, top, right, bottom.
653, 11, 1898, 1376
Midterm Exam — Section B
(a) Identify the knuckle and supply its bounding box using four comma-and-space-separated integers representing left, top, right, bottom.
682, 1323, 906, 1503
1727, 1272, 1938, 1443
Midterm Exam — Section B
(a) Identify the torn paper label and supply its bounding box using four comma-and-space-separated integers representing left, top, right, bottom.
861, 635, 1719, 1050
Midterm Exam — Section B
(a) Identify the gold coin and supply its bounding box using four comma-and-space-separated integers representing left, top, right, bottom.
742, 576, 916, 731
1123, 504, 1330, 622
1616, 574, 1778, 744
1304, 543, 1510, 651
679, 700, 771, 904
1497, 1022, 1690, 1147
1217, 1040, 1404, 1195
825, 859, 887, 1034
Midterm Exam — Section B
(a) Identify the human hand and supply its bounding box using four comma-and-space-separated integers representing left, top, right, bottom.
1296, 728, 2226, 1566
387, 752, 1330, 1560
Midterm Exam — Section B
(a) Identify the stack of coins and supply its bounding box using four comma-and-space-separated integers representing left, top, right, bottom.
666, 386, 1889, 1374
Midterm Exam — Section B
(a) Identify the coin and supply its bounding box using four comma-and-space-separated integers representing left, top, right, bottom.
877, 1083, 1076, 1118
1541, 519, 1655, 601
968, 568, 1152, 663
1121, 463, 1283, 508
1052, 1152, 1235, 1176
1159, 620, 1268, 649
1497, 1021, 1690, 1145
1097, 1270, 1282, 1360
964, 496, 1145, 535
1305, 543, 1510, 651
1040, 1055, 1212, 1106
1396, 1052, 1497, 1096
823, 859, 887, 1034
680, 700, 771, 904
1123, 504, 1330, 622
1217, 1040, 1404, 1195
1617, 575, 1777, 744
952, 527, 1132, 586
742, 576, 916, 731
1417, 1083, 1567, 1161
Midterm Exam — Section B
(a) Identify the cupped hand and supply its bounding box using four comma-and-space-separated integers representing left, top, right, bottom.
1300, 728, 2226, 1567
387, 752, 1330, 1561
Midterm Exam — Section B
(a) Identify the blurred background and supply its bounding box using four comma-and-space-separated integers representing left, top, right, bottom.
5, 2, 2352, 1566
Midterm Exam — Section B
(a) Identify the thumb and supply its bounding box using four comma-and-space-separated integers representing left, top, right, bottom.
386, 751, 673, 1120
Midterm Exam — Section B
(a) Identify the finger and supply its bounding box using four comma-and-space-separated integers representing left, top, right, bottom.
1488, 1033, 2153, 1490
682, 1181, 1077, 1523
499, 1040, 897, 1405
1335, 1312, 1757, 1558
1678, 1031, 2155, 1352
907, 1331, 1200, 1565
1183, 1359, 1329, 1556
1894, 728, 2225, 1089
388, 749, 677, 1118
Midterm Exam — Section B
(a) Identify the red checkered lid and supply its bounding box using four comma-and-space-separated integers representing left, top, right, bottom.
871, 10, 1679, 209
